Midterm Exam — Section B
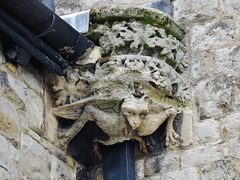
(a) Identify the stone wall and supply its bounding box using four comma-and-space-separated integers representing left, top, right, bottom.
1, 0, 240, 180
54, 0, 240, 179
133, 0, 240, 179
54, 0, 158, 15
0, 44, 78, 179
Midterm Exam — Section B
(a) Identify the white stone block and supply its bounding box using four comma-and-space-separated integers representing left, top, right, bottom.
182, 141, 228, 168
54, 0, 80, 15
18, 65, 43, 95
219, 113, 240, 138
191, 50, 215, 82
144, 152, 180, 176
0, 134, 20, 179
216, 46, 240, 74
180, 109, 193, 147
194, 119, 220, 144
26, 90, 44, 134
50, 156, 76, 180
229, 137, 240, 158
20, 133, 51, 180
220, 0, 240, 17
193, 74, 240, 119
191, 19, 234, 51
0, 96, 20, 142
200, 159, 240, 180
173, 0, 218, 25
135, 159, 144, 179
162, 167, 198, 180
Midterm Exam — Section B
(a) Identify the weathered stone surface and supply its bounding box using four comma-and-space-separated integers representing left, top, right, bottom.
26, 90, 44, 135
0, 71, 29, 107
162, 167, 198, 180
194, 119, 220, 144
20, 133, 51, 180
215, 45, 240, 74
180, 109, 193, 146
54, 0, 80, 15
0, 134, 20, 180
194, 74, 240, 119
220, 0, 240, 17
0, 168, 12, 179
50, 156, 76, 180
191, 50, 215, 82
191, 19, 234, 51
0, 96, 20, 143
50, 6, 189, 159
144, 152, 180, 176
54, 0, 157, 14
173, 0, 218, 25
47, 6, 190, 169
182, 141, 228, 168
144, 174, 162, 180
18, 65, 43, 95
219, 113, 240, 138
112, 0, 134, 6
81, 0, 112, 12
43, 89, 58, 143
200, 159, 240, 180
229, 136, 240, 158
0, 135, 10, 171
236, 15, 240, 40
90, 6, 185, 40
135, 159, 144, 179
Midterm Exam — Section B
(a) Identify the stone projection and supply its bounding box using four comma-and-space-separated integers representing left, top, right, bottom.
48, 6, 191, 167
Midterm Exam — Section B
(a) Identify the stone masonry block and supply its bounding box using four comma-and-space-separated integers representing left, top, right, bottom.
236, 15, 240, 41
162, 167, 198, 180
144, 152, 180, 176
135, 159, 144, 180
0, 96, 20, 143
173, 0, 218, 26
18, 65, 43, 95
20, 133, 51, 180
191, 50, 215, 82
26, 90, 44, 135
0, 134, 20, 179
50, 156, 76, 180
220, 0, 240, 17
182, 141, 228, 168
200, 159, 240, 180
54, 0, 80, 15
219, 113, 240, 138
191, 19, 234, 51
229, 136, 240, 158
216, 45, 240, 74
194, 118, 220, 144
194, 74, 240, 119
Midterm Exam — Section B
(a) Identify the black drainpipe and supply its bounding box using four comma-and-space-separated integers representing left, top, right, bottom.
0, 0, 93, 74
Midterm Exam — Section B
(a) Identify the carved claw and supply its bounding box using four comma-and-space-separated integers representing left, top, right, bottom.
131, 136, 149, 154
166, 113, 179, 147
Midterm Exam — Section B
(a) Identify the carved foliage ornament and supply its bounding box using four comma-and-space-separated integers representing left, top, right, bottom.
48, 6, 191, 166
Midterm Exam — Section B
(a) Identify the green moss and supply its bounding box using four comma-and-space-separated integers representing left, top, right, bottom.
147, 88, 182, 107
89, 6, 185, 40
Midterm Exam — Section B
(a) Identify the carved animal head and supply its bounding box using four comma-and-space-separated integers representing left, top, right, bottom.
121, 97, 149, 130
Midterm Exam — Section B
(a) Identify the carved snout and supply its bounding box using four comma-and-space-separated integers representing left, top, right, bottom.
127, 116, 141, 130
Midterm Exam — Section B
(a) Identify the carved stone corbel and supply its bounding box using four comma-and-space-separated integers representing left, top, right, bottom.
47, 5, 192, 167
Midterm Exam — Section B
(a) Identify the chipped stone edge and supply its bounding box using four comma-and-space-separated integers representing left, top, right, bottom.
89, 5, 185, 40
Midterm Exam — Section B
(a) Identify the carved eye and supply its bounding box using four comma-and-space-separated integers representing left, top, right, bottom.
124, 111, 136, 116
139, 113, 147, 118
